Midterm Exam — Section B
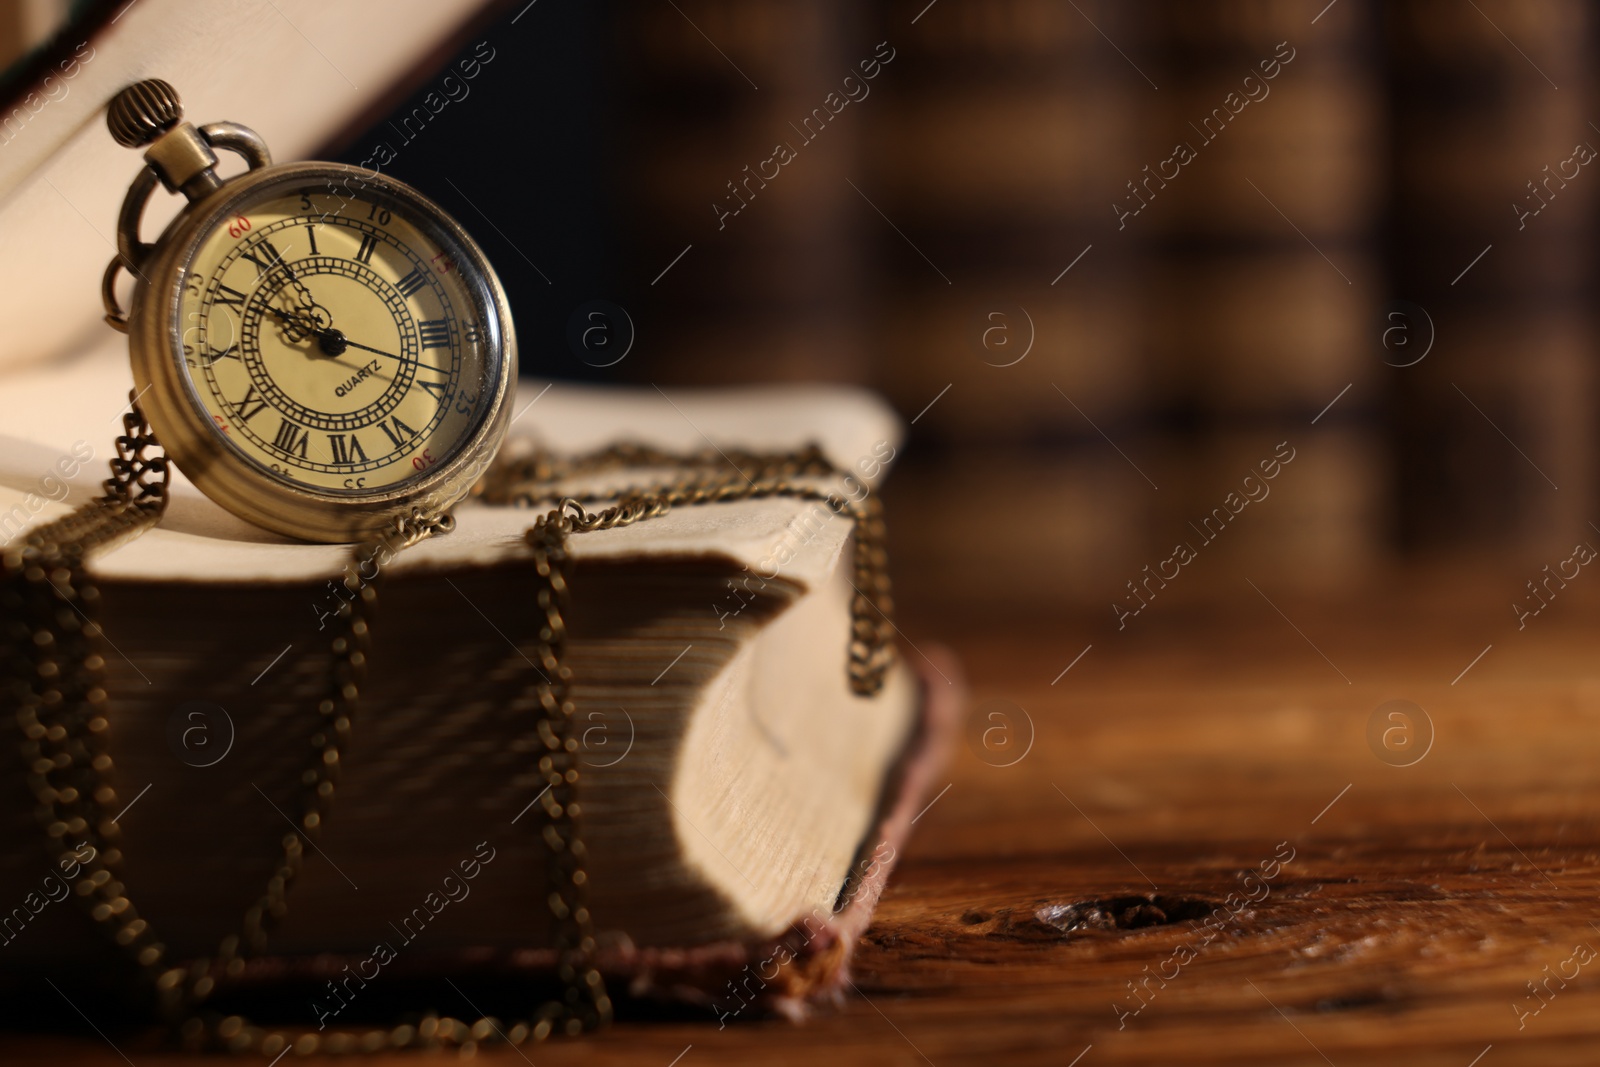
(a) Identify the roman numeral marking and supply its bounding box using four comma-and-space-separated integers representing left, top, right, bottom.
416, 378, 449, 403
354, 233, 378, 265
203, 344, 239, 366
233, 383, 268, 423
214, 284, 247, 309
418, 319, 451, 349
272, 417, 310, 458
397, 267, 426, 298
327, 432, 369, 465
240, 239, 284, 278
305, 224, 319, 256
376, 415, 418, 450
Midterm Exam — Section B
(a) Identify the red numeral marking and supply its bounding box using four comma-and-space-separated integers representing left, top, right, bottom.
410, 448, 436, 471
227, 215, 252, 238
430, 251, 455, 274
212, 414, 230, 435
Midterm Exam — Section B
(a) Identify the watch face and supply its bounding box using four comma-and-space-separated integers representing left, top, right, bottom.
173, 176, 502, 495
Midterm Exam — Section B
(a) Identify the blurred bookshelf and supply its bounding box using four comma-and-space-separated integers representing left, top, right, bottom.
320, 0, 1600, 622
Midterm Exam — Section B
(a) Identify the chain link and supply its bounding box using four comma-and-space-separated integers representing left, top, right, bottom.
482, 441, 896, 696
3, 399, 896, 1052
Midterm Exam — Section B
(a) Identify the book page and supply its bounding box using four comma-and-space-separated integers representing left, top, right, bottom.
0, 337, 902, 587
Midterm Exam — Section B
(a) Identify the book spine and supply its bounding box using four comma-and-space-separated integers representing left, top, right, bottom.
611, 0, 869, 384
1386, 0, 1596, 552
1138, 0, 1385, 593
868, 0, 1151, 613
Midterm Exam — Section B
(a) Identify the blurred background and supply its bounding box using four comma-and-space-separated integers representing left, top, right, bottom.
4, 0, 1595, 631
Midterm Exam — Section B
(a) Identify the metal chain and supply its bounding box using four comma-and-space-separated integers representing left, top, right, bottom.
483, 443, 897, 696
524, 508, 611, 1037
4, 402, 895, 1053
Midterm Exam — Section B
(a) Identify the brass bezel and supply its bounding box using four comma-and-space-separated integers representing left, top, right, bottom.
126, 161, 516, 543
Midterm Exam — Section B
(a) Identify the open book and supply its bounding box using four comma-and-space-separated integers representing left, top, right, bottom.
0, 0, 500, 374
0, 339, 949, 1021
0, 0, 955, 1025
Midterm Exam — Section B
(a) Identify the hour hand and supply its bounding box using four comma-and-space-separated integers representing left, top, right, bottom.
265, 302, 312, 327
266, 303, 328, 343
269, 243, 327, 306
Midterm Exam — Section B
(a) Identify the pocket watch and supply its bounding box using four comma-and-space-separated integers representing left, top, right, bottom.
101, 79, 515, 542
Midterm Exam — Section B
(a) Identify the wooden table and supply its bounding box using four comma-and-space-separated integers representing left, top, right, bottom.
13, 574, 1600, 1065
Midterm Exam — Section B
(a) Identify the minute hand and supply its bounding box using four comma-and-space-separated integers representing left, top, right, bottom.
342, 338, 412, 362
341, 337, 452, 374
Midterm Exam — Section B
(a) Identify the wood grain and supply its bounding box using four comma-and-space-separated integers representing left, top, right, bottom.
12, 574, 1600, 1066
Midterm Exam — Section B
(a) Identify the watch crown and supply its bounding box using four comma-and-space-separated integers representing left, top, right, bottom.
107, 79, 183, 148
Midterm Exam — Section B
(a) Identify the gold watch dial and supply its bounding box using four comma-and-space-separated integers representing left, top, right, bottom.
177, 188, 492, 493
